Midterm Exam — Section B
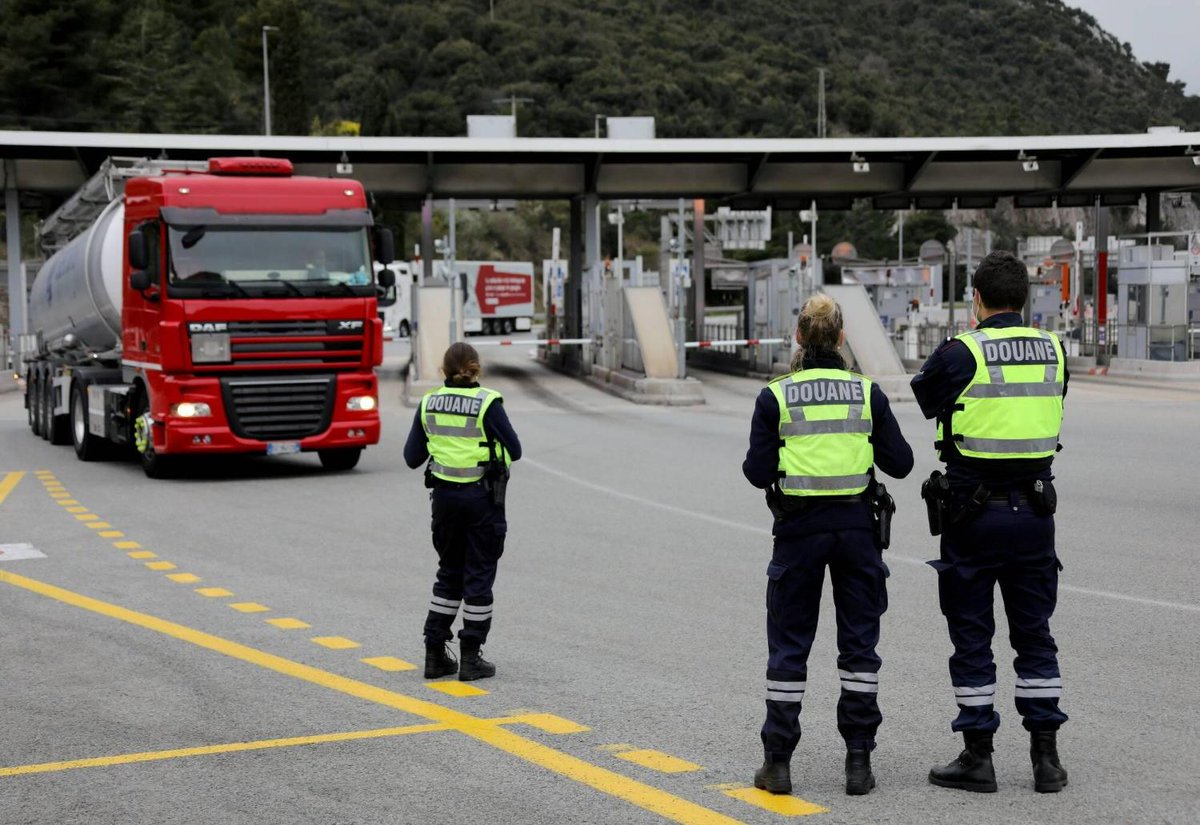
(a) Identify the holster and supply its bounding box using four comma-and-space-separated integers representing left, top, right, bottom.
1030, 479, 1057, 516
424, 462, 435, 489
920, 471, 950, 536
869, 481, 896, 550
484, 439, 509, 508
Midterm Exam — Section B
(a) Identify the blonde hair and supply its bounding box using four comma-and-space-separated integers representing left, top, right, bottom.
790, 292, 845, 371
441, 342, 482, 385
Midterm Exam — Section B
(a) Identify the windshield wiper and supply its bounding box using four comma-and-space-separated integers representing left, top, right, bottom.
243, 279, 306, 298
314, 280, 359, 297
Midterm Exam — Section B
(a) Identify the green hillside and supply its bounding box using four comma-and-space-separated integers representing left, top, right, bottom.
0, 0, 1196, 137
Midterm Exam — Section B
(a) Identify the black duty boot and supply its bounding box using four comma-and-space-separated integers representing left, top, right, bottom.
1030, 730, 1068, 793
459, 645, 496, 681
844, 749, 875, 796
928, 731, 998, 793
424, 643, 457, 679
753, 760, 792, 795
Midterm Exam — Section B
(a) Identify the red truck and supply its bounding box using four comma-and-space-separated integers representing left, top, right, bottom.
23, 157, 395, 477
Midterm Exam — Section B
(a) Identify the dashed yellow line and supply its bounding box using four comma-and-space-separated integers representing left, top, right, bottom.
361, 656, 417, 672
86, 522, 113, 530
65, 506, 88, 513
719, 786, 828, 817
196, 587, 233, 598
0, 570, 748, 825
312, 636, 360, 650
55, 499, 79, 506
612, 748, 703, 774
128, 551, 157, 560
145, 561, 176, 571
114, 541, 141, 550
167, 573, 201, 584
99, 531, 124, 538
266, 617, 310, 630
74, 514, 99, 522
229, 602, 270, 614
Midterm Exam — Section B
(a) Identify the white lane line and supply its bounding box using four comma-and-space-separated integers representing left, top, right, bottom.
523, 457, 1200, 616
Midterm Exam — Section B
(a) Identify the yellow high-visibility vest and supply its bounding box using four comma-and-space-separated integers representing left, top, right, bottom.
420, 386, 508, 482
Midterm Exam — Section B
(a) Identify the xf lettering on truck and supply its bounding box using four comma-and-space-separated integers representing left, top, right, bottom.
189, 322, 228, 333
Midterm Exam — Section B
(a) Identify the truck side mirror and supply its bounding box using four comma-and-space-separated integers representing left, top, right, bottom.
130, 269, 154, 291
374, 227, 395, 265
128, 229, 149, 271
377, 267, 396, 288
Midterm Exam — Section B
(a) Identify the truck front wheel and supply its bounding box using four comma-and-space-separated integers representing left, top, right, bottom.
71, 383, 107, 462
318, 448, 362, 472
131, 399, 176, 479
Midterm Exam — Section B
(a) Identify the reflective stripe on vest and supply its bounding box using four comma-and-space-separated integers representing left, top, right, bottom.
420, 386, 502, 483
768, 369, 874, 497
943, 327, 1065, 460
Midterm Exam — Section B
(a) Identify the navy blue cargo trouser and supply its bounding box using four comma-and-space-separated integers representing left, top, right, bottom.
930, 495, 1068, 733
763, 528, 889, 762
423, 483, 507, 647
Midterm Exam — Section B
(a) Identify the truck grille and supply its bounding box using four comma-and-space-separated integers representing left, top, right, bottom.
221, 376, 335, 441
192, 320, 366, 369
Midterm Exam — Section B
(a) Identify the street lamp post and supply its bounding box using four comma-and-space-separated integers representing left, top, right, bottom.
262, 25, 279, 136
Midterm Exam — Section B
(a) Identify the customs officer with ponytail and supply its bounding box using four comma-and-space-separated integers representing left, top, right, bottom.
404, 342, 521, 682
743, 293, 913, 797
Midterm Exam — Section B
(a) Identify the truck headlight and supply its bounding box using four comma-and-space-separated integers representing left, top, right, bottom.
171, 402, 212, 418
192, 333, 231, 364
347, 395, 377, 411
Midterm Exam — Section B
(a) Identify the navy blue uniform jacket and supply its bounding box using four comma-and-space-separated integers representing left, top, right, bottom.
742, 354, 914, 538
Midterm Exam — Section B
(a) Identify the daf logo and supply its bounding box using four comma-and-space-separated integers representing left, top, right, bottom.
337, 321, 363, 331
189, 322, 228, 333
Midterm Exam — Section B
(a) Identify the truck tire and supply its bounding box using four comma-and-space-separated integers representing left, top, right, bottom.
38, 373, 53, 441
71, 382, 108, 462
45, 379, 70, 445
398, 320, 410, 338
131, 395, 176, 479
29, 372, 43, 436
502, 319, 515, 335
318, 448, 362, 472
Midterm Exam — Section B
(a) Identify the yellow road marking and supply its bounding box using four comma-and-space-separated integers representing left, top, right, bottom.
127, 551, 157, 559
56, 500, 79, 506
427, 681, 488, 698
33, 471, 55, 477
229, 602, 270, 614
312, 636, 360, 650
266, 617, 310, 630
64, 506, 88, 513
491, 713, 590, 735
44, 486, 65, 493
0, 722, 450, 778
361, 656, 417, 672
145, 562, 176, 571
114, 541, 140, 550
0, 472, 26, 505
721, 787, 828, 816
614, 749, 702, 774
0, 570, 747, 825
195, 587, 232, 598
167, 573, 201, 584
86, 522, 113, 530
99, 531, 124, 538
75, 514, 99, 521
49, 492, 70, 499
0, 712, 586, 779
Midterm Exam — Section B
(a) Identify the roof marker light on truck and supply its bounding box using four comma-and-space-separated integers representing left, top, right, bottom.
207, 157, 294, 176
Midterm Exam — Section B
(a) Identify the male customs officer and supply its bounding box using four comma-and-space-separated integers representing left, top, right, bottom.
911, 251, 1069, 793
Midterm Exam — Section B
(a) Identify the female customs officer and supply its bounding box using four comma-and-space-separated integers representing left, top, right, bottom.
404, 342, 521, 681
743, 293, 913, 796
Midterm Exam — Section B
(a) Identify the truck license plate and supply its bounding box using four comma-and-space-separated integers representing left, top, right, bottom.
266, 441, 301, 456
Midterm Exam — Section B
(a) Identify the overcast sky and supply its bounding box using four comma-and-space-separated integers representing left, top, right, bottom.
1067, 0, 1200, 95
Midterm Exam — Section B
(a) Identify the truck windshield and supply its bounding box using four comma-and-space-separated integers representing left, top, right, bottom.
166, 227, 375, 299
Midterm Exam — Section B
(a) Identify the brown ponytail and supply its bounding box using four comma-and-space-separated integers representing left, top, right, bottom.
790, 292, 845, 371
441, 342, 482, 385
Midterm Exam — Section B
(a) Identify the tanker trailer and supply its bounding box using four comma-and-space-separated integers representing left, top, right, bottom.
23, 156, 395, 478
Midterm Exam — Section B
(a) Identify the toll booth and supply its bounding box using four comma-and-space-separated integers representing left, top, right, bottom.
1116, 244, 1191, 361
841, 264, 943, 332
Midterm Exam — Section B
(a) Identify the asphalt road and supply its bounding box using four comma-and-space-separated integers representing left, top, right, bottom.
1, 346, 1198, 825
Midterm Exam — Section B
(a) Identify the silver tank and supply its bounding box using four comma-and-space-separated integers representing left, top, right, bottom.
28, 200, 125, 352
